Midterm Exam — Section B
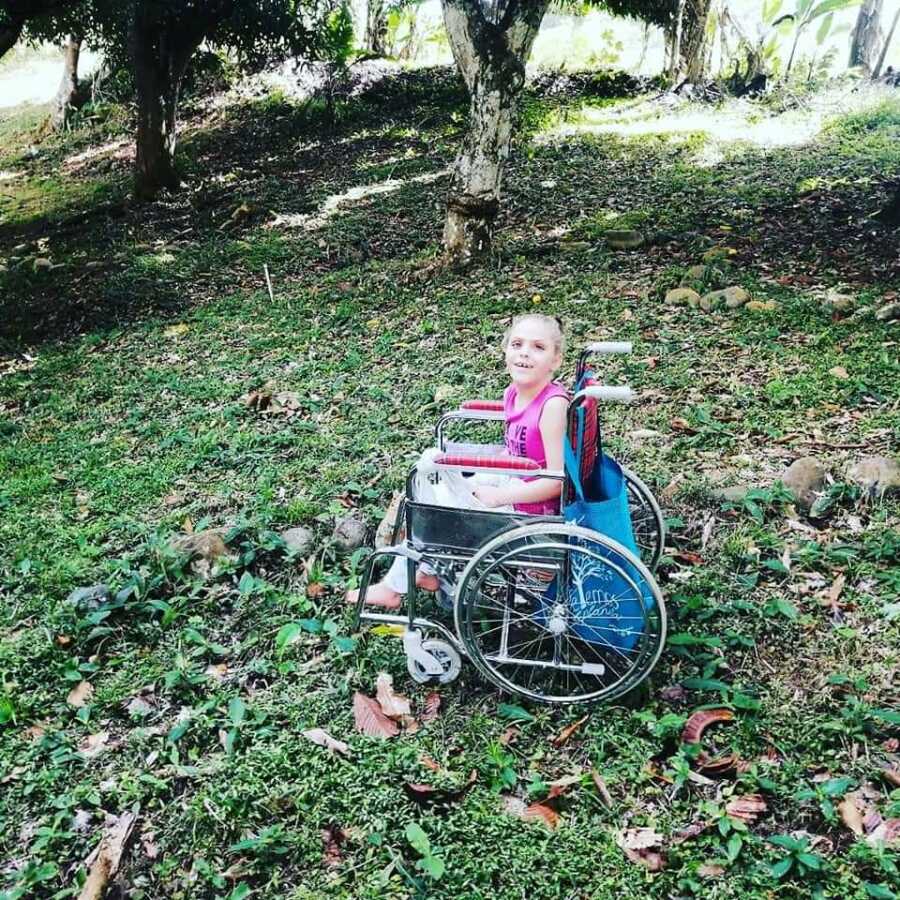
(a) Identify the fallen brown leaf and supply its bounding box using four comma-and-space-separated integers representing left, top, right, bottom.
696, 753, 739, 777
302, 727, 351, 756
552, 715, 589, 747
617, 828, 666, 871
881, 764, 900, 788
352, 692, 399, 739
67, 681, 94, 708
698, 863, 725, 878
419, 753, 443, 773
404, 769, 477, 807
522, 802, 560, 829
306, 582, 326, 599
673, 820, 709, 843
375, 672, 412, 720
867, 818, 900, 847
725, 794, 767, 824
672, 550, 705, 566
78, 731, 111, 759
77, 811, 137, 900
838, 797, 865, 836
590, 769, 613, 807
321, 824, 347, 868
682, 708, 734, 744
499, 726, 519, 745
420, 692, 441, 723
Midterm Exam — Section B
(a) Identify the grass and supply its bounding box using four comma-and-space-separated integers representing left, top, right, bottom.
1, 69, 899, 899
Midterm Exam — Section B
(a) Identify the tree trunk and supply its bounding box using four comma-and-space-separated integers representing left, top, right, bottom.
873, 5, 900, 78
680, 0, 712, 81
849, 0, 883, 73
668, 0, 685, 79
51, 34, 81, 131
130, 6, 200, 200
365, 0, 388, 55
441, 0, 550, 265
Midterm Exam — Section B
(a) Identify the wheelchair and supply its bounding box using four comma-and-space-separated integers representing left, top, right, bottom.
352, 342, 666, 705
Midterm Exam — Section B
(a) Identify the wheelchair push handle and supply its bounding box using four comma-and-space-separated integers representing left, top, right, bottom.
574, 384, 634, 404
584, 341, 633, 356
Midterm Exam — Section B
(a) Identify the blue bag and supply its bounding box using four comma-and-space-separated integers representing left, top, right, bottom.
550, 402, 654, 651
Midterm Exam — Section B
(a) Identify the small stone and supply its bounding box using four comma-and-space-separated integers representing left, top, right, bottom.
724, 286, 751, 309
823, 289, 854, 312
782, 457, 827, 512
745, 300, 778, 312
605, 229, 644, 250
628, 428, 662, 444
12, 242, 28, 253
846, 456, 900, 498
664, 288, 699, 306
875, 302, 900, 322
680, 264, 707, 286
280, 526, 315, 556
85, 261, 106, 270
714, 485, 754, 503
66, 584, 110, 610
332, 515, 368, 552
829, 365, 849, 380
169, 530, 228, 562
701, 246, 734, 263
559, 240, 590, 252
32, 257, 52, 272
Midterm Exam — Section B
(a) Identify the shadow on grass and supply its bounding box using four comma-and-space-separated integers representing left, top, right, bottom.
1, 70, 899, 354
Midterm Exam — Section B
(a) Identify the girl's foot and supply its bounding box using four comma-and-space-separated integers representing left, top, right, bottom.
345, 582, 402, 610
415, 570, 440, 592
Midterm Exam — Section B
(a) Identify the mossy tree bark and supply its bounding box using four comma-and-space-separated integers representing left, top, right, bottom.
51, 34, 82, 130
131, 4, 206, 200
849, 0, 882, 74
441, 0, 549, 265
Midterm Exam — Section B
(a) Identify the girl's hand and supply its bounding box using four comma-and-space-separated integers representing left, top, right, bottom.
473, 484, 509, 508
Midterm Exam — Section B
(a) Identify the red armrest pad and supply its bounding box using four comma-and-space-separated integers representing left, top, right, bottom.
433, 454, 540, 471
460, 399, 504, 411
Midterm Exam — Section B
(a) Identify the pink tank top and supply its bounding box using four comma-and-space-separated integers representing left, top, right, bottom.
504, 381, 569, 516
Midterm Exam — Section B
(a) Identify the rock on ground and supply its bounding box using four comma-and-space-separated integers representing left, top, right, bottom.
782, 457, 827, 511
333, 515, 368, 552
280, 526, 315, 556
665, 288, 699, 306
846, 456, 900, 498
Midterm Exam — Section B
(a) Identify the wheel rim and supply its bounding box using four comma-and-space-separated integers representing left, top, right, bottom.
455, 523, 665, 705
622, 467, 665, 570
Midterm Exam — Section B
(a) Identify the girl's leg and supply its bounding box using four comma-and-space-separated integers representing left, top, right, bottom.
345, 553, 438, 608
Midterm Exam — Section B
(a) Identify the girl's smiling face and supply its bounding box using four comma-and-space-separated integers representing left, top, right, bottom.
505, 317, 561, 391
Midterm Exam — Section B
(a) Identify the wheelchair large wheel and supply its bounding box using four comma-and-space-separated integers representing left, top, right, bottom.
454, 522, 665, 705
622, 467, 665, 571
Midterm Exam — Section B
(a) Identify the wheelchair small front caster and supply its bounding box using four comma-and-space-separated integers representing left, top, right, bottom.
407, 639, 462, 685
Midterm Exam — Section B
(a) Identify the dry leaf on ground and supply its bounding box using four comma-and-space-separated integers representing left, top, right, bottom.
552, 715, 589, 747
590, 769, 613, 807
617, 827, 666, 871
352, 692, 399, 739
77, 811, 137, 900
375, 672, 412, 720
420, 692, 441, 723
321, 824, 348, 868
302, 727, 351, 756
404, 769, 477, 807
78, 731, 111, 759
522, 802, 560, 829
698, 863, 726, 878
67, 681, 94, 708
725, 794, 767, 823
838, 797, 865, 836
682, 709, 734, 744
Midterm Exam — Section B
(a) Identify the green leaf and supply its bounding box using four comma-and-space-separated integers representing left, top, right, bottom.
226, 885, 252, 900
864, 883, 897, 900
762, 558, 789, 575
228, 697, 246, 727
497, 703, 535, 722
332, 636, 357, 653
275, 623, 302, 652
224, 726, 238, 755
405, 822, 431, 856
167, 720, 190, 743
871, 708, 900, 725
727, 832, 743, 862
769, 834, 803, 851
821, 777, 853, 797
770, 856, 794, 878
806, 0, 859, 25
815, 12, 833, 44
682, 677, 730, 692
774, 598, 799, 620
731, 691, 762, 711
299, 617, 323, 634
797, 852, 822, 870
417, 855, 445, 880
238, 571, 256, 595
0, 697, 15, 725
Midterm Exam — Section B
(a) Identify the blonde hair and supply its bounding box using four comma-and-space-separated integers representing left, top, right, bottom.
503, 314, 565, 358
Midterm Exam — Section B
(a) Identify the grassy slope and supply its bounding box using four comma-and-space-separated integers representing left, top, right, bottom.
1, 73, 899, 899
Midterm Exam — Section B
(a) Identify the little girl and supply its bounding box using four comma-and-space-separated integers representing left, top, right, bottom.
347, 314, 568, 610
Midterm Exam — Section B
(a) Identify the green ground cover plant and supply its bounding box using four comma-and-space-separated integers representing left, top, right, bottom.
1, 69, 899, 898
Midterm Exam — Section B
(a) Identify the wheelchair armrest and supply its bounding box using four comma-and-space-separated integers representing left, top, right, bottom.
433, 453, 540, 472
460, 399, 504, 412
